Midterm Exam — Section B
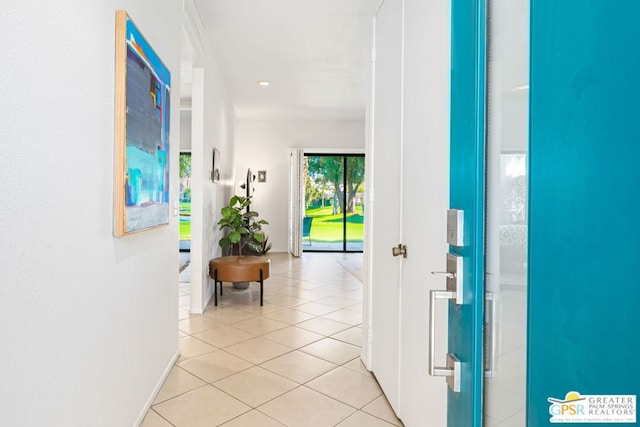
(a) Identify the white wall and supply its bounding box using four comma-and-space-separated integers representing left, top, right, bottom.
189, 61, 236, 313
0, 2, 185, 425
173, 0, 238, 315
234, 120, 365, 252
180, 110, 192, 151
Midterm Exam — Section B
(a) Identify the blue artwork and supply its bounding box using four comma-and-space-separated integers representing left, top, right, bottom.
115, 11, 171, 235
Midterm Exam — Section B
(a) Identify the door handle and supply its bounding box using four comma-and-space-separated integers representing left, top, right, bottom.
428, 290, 461, 392
428, 253, 465, 393
484, 291, 498, 378
431, 271, 455, 279
392, 243, 407, 258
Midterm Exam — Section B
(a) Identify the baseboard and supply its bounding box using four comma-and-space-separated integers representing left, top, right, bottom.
360, 347, 371, 371
202, 280, 214, 312
132, 349, 180, 427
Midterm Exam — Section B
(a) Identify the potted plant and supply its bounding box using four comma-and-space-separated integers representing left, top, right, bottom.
218, 194, 269, 256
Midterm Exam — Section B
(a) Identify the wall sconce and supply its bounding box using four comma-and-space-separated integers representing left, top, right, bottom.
258, 170, 267, 183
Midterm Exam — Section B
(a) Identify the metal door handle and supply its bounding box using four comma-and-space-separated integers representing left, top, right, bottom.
392, 244, 407, 258
429, 290, 454, 376
429, 289, 461, 392
431, 271, 456, 279
484, 291, 498, 378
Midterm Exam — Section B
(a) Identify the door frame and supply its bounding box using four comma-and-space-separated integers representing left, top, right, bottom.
288, 148, 365, 256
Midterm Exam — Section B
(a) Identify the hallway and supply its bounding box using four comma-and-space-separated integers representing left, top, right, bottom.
143, 253, 402, 427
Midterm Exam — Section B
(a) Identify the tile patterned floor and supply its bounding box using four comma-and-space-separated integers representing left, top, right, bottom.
143, 252, 403, 427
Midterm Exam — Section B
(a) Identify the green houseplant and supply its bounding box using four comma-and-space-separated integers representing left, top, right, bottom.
218, 195, 269, 256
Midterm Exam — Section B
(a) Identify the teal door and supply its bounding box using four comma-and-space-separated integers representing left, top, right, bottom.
528, 1, 640, 425
448, 0, 640, 426
447, 0, 485, 425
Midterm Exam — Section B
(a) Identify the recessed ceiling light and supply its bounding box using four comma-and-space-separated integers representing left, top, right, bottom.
257, 80, 270, 87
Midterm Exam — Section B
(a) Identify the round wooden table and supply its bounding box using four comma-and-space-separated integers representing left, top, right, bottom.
209, 256, 270, 306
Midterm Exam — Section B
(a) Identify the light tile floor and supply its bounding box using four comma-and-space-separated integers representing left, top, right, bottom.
143, 252, 403, 427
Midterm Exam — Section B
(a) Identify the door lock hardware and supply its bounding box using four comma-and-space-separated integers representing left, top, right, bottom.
428, 288, 462, 392
431, 271, 455, 279
447, 209, 464, 247
428, 252, 465, 393
392, 243, 407, 258
430, 253, 464, 305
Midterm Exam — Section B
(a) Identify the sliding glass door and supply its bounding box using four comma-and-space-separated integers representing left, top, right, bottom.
303, 154, 365, 252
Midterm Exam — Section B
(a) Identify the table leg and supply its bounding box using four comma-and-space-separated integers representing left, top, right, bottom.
260, 269, 264, 306
214, 269, 218, 306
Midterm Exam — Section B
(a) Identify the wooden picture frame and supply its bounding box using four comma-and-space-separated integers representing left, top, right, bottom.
114, 11, 171, 236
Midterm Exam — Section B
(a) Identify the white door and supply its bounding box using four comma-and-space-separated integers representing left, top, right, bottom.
368, 0, 403, 412
397, 0, 450, 424
367, 0, 450, 424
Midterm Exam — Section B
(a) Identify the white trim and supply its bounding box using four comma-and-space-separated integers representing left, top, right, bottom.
133, 350, 180, 427
181, 0, 206, 57
303, 148, 365, 154
361, 10, 378, 372
288, 148, 304, 256
180, 98, 193, 110
188, 67, 206, 313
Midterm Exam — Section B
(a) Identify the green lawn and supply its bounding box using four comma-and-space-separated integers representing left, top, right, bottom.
180, 203, 362, 244
180, 202, 191, 241
304, 206, 364, 243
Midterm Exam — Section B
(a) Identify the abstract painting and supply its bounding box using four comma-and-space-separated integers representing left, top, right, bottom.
114, 11, 171, 236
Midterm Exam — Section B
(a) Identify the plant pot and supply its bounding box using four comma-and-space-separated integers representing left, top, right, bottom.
232, 281, 250, 289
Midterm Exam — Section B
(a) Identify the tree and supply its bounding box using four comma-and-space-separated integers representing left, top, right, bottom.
179, 153, 191, 178
306, 156, 364, 215
307, 156, 343, 213
345, 157, 365, 214
303, 157, 321, 209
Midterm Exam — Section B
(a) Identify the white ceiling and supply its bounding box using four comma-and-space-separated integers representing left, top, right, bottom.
181, 0, 374, 120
